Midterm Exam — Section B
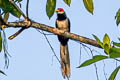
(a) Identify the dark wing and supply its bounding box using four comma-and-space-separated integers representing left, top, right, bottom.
56, 19, 58, 28
68, 18, 70, 32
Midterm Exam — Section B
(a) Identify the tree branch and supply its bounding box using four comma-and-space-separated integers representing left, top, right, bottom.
5, 20, 101, 48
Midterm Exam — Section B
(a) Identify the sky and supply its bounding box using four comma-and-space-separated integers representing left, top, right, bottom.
0, 0, 120, 80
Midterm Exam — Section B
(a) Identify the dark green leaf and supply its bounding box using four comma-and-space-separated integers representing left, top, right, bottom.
103, 34, 110, 47
0, 31, 2, 52
104, 44, 110, 55
0, 0, 21, 18
46, 0, 56, 19
1, 0, 13, 12
118, 38, 120, 41
109, 65, 120, 80
64, 0, 71, 6
93, 34, 103, 48
15, 0, 22, 2
77, 55, 108, 68
109, 47, 120, 58
83, 0, 94, 14
113, 42, 120, 47
0, 70, 6, 75
115, 9, 120, 26
10, 7, 21, 18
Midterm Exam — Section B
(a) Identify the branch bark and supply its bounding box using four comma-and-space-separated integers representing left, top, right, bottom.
5, 20, 102, 48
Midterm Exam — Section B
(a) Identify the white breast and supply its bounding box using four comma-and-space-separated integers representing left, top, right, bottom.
56, 19, 69, 32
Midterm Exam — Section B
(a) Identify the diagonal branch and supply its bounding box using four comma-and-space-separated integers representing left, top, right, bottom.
5, 20, 101, 48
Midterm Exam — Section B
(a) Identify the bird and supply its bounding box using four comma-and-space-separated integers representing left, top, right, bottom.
55, 8, 70, 79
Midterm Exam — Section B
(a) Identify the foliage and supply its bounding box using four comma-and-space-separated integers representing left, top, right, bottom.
109, 65, 120, 80
115, 8, 120, 26
77, 55, 108, 68
64, 0, 71, 6
0, 0, 21, 18
46, 0, 56, 19
78, 34, 120, 80
83, 0, 94, 14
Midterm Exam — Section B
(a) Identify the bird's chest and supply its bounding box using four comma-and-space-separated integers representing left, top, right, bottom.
56, 19, 69, 31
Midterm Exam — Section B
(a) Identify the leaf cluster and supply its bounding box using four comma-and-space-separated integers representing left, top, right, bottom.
78, 34, 120, 80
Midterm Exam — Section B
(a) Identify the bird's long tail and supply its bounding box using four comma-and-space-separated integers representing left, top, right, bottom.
60, 44, 70, 79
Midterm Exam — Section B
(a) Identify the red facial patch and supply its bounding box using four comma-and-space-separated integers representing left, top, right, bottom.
58, 8, 64, 12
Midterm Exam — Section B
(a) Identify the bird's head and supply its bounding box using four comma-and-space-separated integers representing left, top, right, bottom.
56, 8, 64, 14
55, 8, 67, 20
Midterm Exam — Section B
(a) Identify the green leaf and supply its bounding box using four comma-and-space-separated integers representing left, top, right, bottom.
4, 12, 9, 22
77, 55, 108, 68
109, 47, 120, 58
10, 7, 21, 18
46, 0, 56, 19
104, 44, 110, 55
109, 65, 120, 80
0, 31, 2, 52
113, 42, 120, 47
15, 0, 22, 2
115, 8, 120, 26
0, 70, 6, 75
0, 0, 3, 8
103, 34, 110, 47
93, 34, 104, 48
83, 0, 94, 14
115, 9, 120, 19
116, 15, 120, 26
0, 0, 21, 18
63, 0, 71, 6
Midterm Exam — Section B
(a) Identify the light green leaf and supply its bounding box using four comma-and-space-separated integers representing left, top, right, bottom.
93, 34, 103, 48
77, 55, 108, 68
109, 65, 120, 80
83, 0, 94, 14
64, 0, 71, 6
109, 47, 120, 58
103, 34, 110, 47
115, 8, 120, 26
113, 42, 120, 47
46, 0, 56, 19
4, 12, 9, 22
0, 31, 2, 52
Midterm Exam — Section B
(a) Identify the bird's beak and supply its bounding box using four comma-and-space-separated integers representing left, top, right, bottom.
55, 9, 59, 12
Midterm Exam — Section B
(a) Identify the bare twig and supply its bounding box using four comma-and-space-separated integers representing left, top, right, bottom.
37, 29, 60, 63
81, 44, 99, 80
8, 27, 25, 40
26, 0, 29, 18
103, 60, 107, 80
79, 43, 82, 64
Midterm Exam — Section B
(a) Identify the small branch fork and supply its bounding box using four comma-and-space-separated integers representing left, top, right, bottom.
7, 0, 31, 40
